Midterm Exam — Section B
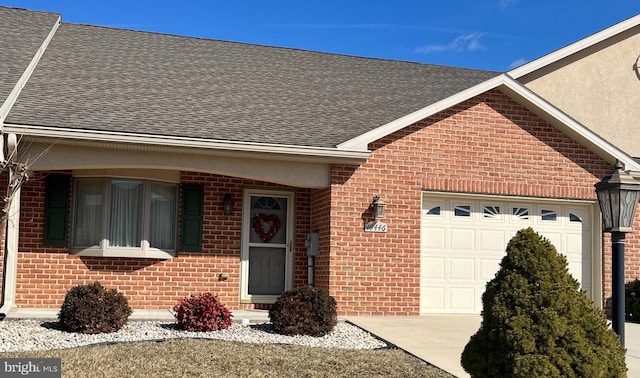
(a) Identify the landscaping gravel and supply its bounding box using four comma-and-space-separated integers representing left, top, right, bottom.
0, 320, 388, 352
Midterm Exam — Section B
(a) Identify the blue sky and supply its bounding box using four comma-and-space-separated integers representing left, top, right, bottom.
3, 1, 640, 71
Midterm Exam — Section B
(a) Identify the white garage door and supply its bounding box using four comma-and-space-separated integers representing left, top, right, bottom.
420, 193, 594, 314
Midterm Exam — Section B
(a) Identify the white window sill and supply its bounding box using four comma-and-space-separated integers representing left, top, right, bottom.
71, 247, 176, 259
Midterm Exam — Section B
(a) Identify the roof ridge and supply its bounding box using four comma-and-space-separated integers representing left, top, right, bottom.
60, 21, 496, 73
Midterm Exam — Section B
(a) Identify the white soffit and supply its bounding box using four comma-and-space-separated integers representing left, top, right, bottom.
509, 13, 640, 79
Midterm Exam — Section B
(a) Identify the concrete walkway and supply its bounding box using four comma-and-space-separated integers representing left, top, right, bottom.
346, 315, 640, 378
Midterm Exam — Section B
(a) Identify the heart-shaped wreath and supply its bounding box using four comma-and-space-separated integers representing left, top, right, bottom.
252, 213, 281, 242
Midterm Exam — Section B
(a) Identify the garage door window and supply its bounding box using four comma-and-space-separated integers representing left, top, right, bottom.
483, 205, 501, 219
570, 213, 583, 222
541, 209, 557, 221
512, 207, 530, 220
454, 205, 471, 217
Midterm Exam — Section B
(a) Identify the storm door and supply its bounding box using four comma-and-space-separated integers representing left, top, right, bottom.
241, 189, 294, 303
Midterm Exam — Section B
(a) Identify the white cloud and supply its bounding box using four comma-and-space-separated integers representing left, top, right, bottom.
508, 58, 529, 69
415, 33, 486, 54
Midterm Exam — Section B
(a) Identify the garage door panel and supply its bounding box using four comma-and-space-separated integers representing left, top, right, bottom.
479, 259, 501, 281
449, 228, 475, 250
422, 257, 445, 279
421, 194, 593, 314
543, 232, 562, 251
480, 229, 507, 251
449, 258, 475, 280
422, 288, 445, 312
450, 287, 476, 312
422, 228, 445, 249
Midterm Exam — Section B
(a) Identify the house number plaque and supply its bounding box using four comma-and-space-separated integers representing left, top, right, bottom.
365, 221, 388, 233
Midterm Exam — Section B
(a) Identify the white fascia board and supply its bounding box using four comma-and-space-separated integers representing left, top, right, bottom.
337, 74, 507, 150
0, 16, 61, 126
2, 123, 371, 163
509, 14, 640, 79
498, 75, 640, 171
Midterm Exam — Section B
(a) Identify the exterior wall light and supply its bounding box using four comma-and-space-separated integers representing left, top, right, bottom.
223, 193, 234, 215
595, 160, 640, 346
372, 194, 386, 220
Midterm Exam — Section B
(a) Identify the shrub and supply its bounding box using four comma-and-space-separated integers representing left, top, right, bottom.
173, 293, 233, 332
269, 286, 337, 337
626, 278, 640, 323
461, 228, 627, 378
58, 281, 132, 334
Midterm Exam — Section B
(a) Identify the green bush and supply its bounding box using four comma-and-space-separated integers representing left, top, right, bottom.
173, 293, 233, 332
461, 228, 626, 378
58, 281, 132, 334
626, 278, 640, 323
269, 286, 337, 336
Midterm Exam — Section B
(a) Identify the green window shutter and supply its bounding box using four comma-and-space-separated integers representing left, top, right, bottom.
43, 174, 70, 246
180, 184, 204, 252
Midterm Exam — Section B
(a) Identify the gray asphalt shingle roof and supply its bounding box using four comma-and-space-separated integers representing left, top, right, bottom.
6, 10, 498, 148
0, 7, 59, 106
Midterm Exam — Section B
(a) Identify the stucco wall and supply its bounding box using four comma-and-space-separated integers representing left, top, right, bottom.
520, 26, 640, 157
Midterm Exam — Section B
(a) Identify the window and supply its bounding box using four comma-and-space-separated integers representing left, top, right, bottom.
483, 205, 501, 219
454, 205, 471, 217
72, 178, 178, 258
426, 206, 441, 216
541, 209, 557, 221
512, 207, 530, 221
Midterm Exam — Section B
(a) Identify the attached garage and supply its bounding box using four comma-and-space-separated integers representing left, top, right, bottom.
420, 192, 599, 314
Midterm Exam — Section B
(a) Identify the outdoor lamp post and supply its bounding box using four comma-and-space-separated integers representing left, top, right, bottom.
594, 161, 640, 346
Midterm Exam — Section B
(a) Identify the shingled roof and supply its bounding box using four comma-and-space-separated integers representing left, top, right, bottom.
5, 8, 498, 149
0, 7, 59, 108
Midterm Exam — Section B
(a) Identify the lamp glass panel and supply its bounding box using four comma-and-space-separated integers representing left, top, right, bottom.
597, 189, 613, 230
620, 189, 640, 228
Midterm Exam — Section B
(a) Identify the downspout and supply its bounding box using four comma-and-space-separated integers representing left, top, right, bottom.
0, 134, 20, 318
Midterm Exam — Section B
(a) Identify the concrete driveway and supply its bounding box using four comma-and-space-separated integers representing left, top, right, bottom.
346, 315, 640, 378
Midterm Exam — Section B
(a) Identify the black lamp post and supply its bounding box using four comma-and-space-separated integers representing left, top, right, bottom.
594, 161, 640, 346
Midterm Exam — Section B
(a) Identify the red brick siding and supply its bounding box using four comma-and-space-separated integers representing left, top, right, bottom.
310, 187, 331, 289
14, 171, 311, 310
327, 90, 618, 315
9, 89, 640, 317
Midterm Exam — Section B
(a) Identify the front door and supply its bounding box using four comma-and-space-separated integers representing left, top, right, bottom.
241, 189, 294, 303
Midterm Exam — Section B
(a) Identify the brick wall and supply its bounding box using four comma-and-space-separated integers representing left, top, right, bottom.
325, 89, 626, 315
14, 171, 311, 310
8, 89, 640, 317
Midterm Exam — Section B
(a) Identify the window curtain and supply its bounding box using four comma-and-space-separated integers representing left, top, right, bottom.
73, 179, 103, 246
109, 180, 142, 247
150, 183, 177, 249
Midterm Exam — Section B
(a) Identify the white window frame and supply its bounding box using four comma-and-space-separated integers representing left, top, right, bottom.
71, 177, 178, 259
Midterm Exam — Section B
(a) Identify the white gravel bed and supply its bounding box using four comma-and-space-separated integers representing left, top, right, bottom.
0, 320, 388, 352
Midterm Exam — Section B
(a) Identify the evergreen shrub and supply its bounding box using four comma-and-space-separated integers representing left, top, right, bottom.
173, 293, 233, 332
626, 278, 640, 323
269, 286, 337, 336
58, 281, 132, 334
461, 227, 627, 378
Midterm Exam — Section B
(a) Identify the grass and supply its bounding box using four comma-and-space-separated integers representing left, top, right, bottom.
1, 338, 455, 377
